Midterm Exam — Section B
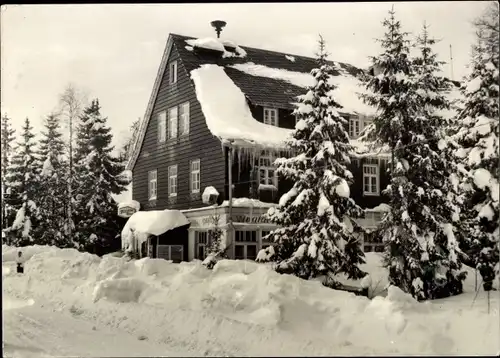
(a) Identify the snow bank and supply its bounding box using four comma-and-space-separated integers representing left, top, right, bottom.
2, 244, 59, 262
2, 295, 35, 311
191, 64, 293, 150
121, 210, 190, 250
229, 62, 376, 115
219, 197, 276, 208
3, 244, 499, 356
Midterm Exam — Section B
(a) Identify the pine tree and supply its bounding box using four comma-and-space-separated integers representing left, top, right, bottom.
257, 36, 366, 283
453, 7, 499, 292
5, 118, 41, 245
1, 114, 16, 231
359, 11, 466, 300
73, 99, 128, 252
38, 113, 70, 247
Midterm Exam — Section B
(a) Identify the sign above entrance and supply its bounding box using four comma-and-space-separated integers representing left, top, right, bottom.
232, 214, 271, 224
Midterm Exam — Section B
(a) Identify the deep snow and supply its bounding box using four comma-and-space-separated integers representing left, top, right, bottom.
2, 244, 499, 356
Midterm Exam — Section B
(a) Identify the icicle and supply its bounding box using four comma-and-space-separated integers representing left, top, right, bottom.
237, 147, 242, 181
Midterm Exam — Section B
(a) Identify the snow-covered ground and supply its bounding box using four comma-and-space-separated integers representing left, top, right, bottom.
2, 244, 499, 356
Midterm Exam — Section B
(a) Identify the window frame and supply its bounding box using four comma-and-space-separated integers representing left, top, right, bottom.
234, 230, 258, 260
157, 244, 183, 262
179, 102, 190, 136
349, 116, 361, 138
363, 163, 379, 196
157, 111, 167, 143
148, 169, 158, 201
168, 106, 178, 139
263, 107, 279, 127
168, 164, 178, 197
190, 159, 201, 194
258, 151, 278, 188
195, 231, 208, 260
169, 60, 178, 84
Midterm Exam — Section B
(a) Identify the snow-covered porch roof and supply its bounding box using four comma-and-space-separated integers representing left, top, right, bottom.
121, 209, 190, 251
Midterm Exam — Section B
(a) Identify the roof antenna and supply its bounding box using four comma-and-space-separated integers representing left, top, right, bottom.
210, 20, 227, 39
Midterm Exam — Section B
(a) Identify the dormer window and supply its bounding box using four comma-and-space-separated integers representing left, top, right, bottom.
349, 116, 360, 138
263, 108, 278, 127
169, 61, 178, 84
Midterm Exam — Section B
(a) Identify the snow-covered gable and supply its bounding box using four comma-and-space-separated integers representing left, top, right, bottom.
126, 33, 389, 171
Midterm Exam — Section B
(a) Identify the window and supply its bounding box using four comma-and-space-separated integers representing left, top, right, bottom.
148, 170, 157, 200
349, 116, 360, 138
157, 111, 166, 143
234, 230, 258, 260
157, 244, 183, 263
169, 61, 178, 84
363, 164, 379, 195
195, 231, 208, 260
179, 102, 190, 136
168, 165, 178, 197
263, 108, 278, 126
190, 159, 201, 193
168, 107, 178, 139
258, 151, 278, 187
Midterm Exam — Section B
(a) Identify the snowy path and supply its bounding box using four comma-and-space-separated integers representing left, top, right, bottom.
3, 297, 195, 358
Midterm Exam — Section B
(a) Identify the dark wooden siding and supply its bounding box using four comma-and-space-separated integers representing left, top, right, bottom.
132, 43, 225, 211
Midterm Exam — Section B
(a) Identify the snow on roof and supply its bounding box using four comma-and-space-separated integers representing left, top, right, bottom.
190, 64, 293, 150
229, 62, 376, 116
285, 55, 296, 62
190, 64, 389, 156
220, 197, 276, 208
121, 209, 190, 250
185, 38, 246, 58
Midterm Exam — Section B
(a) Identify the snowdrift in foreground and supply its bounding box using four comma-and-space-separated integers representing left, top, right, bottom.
2, 245, 499, 356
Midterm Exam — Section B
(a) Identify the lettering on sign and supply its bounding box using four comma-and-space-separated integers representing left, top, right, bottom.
233, 215, 271, 224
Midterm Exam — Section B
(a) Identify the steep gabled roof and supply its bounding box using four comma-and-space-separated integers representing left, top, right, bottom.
127, 33, 369, 171
174, 33, 365, 110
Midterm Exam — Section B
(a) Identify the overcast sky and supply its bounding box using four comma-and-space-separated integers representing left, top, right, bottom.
1, 2, 491, 148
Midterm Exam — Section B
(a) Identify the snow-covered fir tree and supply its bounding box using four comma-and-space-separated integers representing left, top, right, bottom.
5, 118, 41, 245
73, 99, 128, 252
1, 114, 16, 230
257, 36, 366, 283
453, 7, 499, 291
37, 113, 70, 247
359, 11, 466, 300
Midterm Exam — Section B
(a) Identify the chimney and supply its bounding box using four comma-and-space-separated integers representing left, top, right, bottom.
210, 20, 227, 39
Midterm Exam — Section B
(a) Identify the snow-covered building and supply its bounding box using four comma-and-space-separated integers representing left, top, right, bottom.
126, 28, 395, 262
